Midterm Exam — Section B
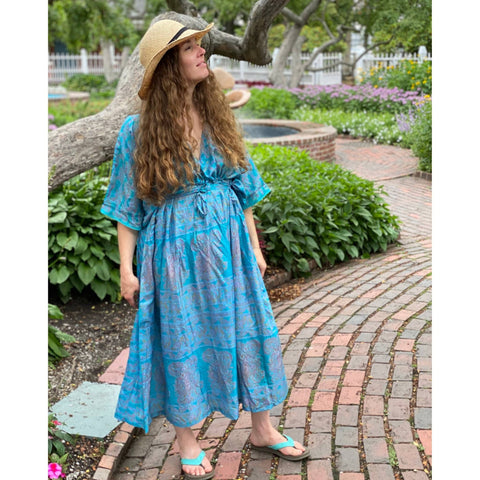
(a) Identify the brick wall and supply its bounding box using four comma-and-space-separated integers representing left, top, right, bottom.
243, 119, 337, 163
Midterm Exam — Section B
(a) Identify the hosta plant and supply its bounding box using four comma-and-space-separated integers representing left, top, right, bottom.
48, 162, 121, 303
251, 143, 401, 275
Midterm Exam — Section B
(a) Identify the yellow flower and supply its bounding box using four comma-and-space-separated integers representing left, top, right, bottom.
374, 85, 378, 88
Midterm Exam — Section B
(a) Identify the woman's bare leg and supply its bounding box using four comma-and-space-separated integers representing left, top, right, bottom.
174, 425, 213, 476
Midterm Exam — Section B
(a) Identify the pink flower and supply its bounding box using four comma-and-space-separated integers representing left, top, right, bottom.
48, 463, 65, 479
52, 420, 62, 426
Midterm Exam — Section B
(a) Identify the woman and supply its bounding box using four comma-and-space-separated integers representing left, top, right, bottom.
101, 19, 310, 479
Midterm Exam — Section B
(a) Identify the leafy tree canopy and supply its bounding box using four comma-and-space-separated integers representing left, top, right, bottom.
48, 0, 139, 52
357, 0, 432, 53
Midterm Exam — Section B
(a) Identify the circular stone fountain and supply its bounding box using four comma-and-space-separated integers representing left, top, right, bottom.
240, 119, 337, 163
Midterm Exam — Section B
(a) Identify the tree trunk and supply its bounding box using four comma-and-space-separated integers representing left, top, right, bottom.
120, 46, 130, 71
288, 35, 306, 88
269, 24, 302, 88
100, 39, 118, 83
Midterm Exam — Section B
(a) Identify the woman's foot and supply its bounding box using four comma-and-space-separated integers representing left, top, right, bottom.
250, 427, 307, 458
176, 428, 213, 477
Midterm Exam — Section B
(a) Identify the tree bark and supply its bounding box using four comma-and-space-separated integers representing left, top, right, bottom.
48, 2, 289, 190
288, 35, 306, 88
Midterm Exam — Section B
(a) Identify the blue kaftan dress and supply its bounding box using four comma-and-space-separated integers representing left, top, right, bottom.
101, 115, 288, 432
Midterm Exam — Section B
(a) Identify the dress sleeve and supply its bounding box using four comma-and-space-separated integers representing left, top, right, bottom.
100, 115, 144, 231
231, 154, 271, 210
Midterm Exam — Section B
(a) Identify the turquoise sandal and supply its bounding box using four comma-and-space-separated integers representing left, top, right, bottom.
181, 450, 215, 480
250, 434, 311, 461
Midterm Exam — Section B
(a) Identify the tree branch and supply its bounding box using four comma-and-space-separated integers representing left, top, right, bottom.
165, 0, 198, 16
241, 0, 290, 64
281, 7, 302, 25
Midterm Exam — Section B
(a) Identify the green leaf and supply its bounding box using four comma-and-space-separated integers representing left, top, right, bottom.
48, 211, 67, 224
56, 232, 69, 248
74, 236, 88, 255
49, 265, 71, 285
297, 258, 310, 273
105, 248, 120, 264
52, 439, 65, 457
345, 244, 359, 258
262, 226, 279, 234
94, 258, 111, 281
48, 304, 64, 320
78, 262, 95, 285
90, 244, 105, 259
91, 278, 107, 300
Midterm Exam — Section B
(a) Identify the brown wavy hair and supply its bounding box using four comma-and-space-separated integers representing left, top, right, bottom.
134, 45, 249, 204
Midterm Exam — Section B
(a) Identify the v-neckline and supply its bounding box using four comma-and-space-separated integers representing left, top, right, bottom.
191, 131, 205, 163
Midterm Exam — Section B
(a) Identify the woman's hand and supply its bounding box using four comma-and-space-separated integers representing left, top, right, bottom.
117, 222, 140, 308
121, 271, 140, 308
253, 247, 267, 277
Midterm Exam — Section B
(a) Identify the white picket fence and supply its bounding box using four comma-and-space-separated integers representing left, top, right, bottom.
48, 49, 123, 84
209, 51, 343, 86
355, 49, 432, 79
48, 49, 431, 86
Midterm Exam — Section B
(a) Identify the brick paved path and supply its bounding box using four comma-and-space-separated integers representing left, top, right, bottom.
109, 139, 432, 480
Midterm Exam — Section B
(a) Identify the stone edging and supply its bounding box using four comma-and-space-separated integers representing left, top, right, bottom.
413, 170, 432, 181
92, 422, 139, 480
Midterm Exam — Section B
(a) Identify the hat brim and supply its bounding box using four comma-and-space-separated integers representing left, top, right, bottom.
138, 22, 214, 100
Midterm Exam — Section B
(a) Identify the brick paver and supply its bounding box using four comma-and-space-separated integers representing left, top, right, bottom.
105, 138, 431, 480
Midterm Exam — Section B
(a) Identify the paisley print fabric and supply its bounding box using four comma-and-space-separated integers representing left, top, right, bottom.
101, 115, 288, 432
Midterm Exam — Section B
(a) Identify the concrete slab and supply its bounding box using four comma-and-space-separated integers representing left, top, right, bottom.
50, 381, 121, 438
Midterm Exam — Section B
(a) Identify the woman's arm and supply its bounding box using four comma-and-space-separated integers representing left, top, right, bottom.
117, 222, 140, 307
244, 207, 267, 277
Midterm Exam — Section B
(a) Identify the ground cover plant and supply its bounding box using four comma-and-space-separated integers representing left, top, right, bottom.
250, 143, 401, 275
289, 84, 423, 114
294, 107, 403, 145
48, 98, 112, 129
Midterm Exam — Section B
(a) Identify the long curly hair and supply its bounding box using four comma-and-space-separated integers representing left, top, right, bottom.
134, 46, 249, 204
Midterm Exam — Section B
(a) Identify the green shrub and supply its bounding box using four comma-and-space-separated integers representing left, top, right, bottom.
293, 107, 404, 145
62, 73, 118, 96
241, 87, 298, 119
251, 144, 401, 275
48, 162, 121, 303
358, 59, 432, 96
408, 100, 432, 172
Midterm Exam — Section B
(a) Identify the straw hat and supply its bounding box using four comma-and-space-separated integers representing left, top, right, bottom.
138, 19, 214, 99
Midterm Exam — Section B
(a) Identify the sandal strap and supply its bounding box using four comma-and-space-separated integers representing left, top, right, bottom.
268, 435, 295, 450
181, 450, 206, 466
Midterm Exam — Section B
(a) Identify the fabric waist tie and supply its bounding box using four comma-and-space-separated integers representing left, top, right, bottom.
167, 179, 234, 218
